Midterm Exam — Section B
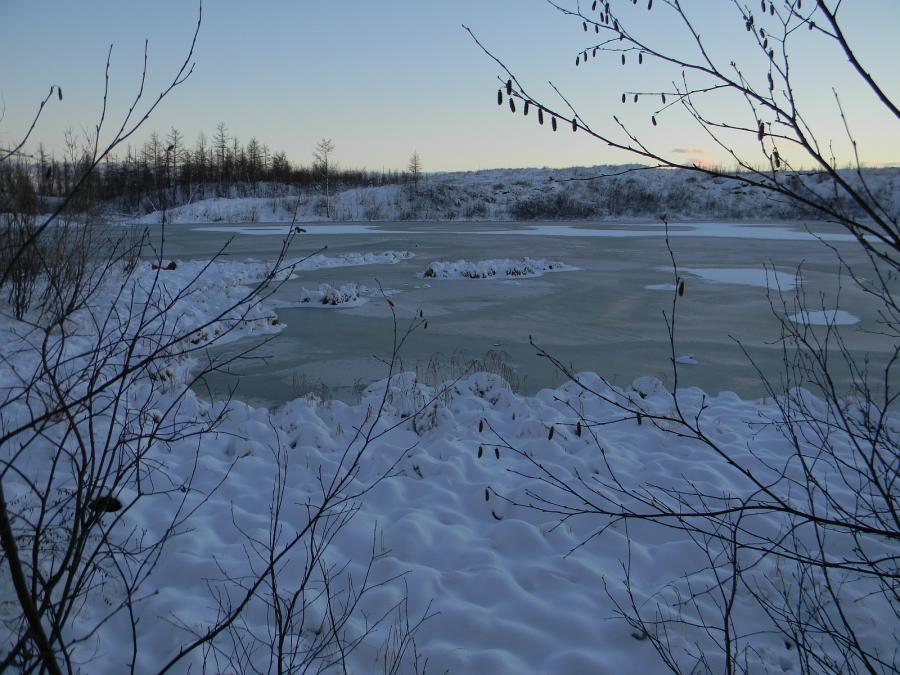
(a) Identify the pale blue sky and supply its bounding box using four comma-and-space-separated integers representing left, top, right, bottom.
1, 1, 897, 171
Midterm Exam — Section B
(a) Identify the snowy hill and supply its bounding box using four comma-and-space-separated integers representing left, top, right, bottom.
129, 165, 900, 224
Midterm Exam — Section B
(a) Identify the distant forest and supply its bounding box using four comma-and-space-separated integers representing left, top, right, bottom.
0, 123, 407, 215
2, 124, 897, 224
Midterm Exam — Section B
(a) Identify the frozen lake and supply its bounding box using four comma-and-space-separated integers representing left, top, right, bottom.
152, 220, 887, 405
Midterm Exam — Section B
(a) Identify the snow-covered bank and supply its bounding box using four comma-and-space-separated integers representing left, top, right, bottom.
421, 257, 577, 280
1, 255, 894, 674
125, 164, 900, 225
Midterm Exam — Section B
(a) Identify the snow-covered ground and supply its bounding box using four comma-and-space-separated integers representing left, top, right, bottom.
1, 251, 894, 673
126, 165, 900, 224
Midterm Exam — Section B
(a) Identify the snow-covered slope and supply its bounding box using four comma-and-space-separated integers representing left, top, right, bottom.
129, 165, 900, 224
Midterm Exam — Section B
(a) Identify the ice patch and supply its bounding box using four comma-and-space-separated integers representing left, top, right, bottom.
788, 309, 860, 326
677, 267, 799, 289
195, 224, 402, 236
464, 223, 857, 242
645, 283, 677, 291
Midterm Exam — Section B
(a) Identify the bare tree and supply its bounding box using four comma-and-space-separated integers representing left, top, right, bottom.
213, 121, 230, 191
407, 151, 422, 194
313, 137, 336, 219
466, 1, 898, 268
468, 2, 898, 672
0, 7, 434, 673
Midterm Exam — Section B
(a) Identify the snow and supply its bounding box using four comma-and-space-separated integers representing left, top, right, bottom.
677, 266, 800, 289
788, 309, 861, 326
291, 249, 414, 270
675, 354, 699, 365
644, 283, 677, 291
274, 282, 388, 308
1, 253, 893, 673
420, 258, 577, 280
124, 165, 900, 226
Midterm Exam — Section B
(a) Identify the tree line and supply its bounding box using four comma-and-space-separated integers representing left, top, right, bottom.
1, 123, 411, 215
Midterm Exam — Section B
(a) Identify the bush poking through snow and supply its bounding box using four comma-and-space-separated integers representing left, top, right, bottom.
299, 282, 364, 306
421, 257, 576, 279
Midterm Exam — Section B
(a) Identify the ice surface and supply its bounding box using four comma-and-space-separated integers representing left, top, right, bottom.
678, 266, 799, 289
788, 309, 860, 326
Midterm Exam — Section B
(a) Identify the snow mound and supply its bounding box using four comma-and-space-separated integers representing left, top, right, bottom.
421, 257, 577, 280
292, 250, 414, 271
788, 309, 860, 326
295, 282, 380, 307
675, 354, 699, 365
